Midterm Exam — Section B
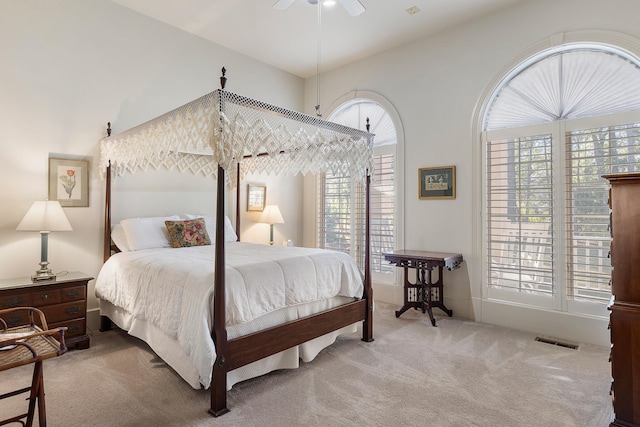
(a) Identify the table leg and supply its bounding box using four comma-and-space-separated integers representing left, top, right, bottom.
430, 266, 453, 319
425, 268, 436, 326
395, 263, 413, 318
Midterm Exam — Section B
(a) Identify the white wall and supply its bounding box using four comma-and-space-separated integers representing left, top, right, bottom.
0, 0, 304, 330
309, 0, 640, 346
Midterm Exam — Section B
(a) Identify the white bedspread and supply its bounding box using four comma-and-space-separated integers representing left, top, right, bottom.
95, 242, 363, 387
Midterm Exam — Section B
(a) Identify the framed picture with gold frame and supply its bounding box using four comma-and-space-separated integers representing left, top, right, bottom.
247, 184, 266, 211
48, 157, 90, 207
418, 165, 456, 199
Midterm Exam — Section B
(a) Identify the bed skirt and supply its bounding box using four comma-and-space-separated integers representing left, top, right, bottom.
99, 297, 359, 390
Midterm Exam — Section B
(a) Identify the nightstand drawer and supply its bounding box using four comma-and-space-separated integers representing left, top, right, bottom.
40, 301, 86, 323
33, 288, 62, 306
1, 311, 30, 328
0, 293, 33, 309
50, 318, 85, 340
61, 285, 85, 302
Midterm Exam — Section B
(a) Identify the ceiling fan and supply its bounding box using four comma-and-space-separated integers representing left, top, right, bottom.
273, 0, 365, 17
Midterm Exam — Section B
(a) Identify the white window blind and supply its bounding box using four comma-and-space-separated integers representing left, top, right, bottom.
486, 134, 555, 296
485, 45, 640, 131
319, 99, 397, 276
319, 172, 354, 254
370, 152, 395, 274
565, 122, 640, 303
318, 151, 394, 273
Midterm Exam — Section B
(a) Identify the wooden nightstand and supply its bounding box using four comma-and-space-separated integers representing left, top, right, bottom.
0, 271, 93, 349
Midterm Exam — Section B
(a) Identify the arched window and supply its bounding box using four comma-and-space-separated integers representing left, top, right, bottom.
318, 99, 399, 282
482, 43, 640, 315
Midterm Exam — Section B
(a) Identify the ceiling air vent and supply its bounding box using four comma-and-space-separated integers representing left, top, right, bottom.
406, 6, 420, 15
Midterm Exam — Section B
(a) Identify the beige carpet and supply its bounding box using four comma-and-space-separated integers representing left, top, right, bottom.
1, 302, 612, 426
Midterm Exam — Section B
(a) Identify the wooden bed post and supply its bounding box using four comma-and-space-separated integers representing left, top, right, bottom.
210, 164, 229, 417
103, 160, 112, 263
235, 162, 241, 241
362, 171, 374, 342
211, 73, 230, 416
103, 122, 112, 263
362, 118, 374, 342
101, 122, 114, 332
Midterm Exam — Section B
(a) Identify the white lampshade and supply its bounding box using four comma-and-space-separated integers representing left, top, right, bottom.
259, 205, 284, 246
259, 205, 284, 225
17, 200, 72, 282
17, 201, 72, 232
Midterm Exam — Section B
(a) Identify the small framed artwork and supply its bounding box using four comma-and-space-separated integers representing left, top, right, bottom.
247, 184, 266, 211
418, 165, 456, 200
48, 157, 90, 207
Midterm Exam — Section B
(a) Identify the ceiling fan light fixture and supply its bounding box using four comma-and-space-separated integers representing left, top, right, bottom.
275, 0, 364, 16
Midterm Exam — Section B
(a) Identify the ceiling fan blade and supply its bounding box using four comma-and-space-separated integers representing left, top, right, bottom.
273, 0, 297, 11
337, 0, 365, 16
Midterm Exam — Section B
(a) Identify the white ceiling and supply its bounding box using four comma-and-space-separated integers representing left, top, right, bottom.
110, 0, 527, 78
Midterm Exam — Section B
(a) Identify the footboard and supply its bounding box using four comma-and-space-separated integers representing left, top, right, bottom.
209, 298, 372, 416
210, 169, 374, 417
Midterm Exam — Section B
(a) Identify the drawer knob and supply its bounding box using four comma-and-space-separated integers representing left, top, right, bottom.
41, 294, 49, 300
65, 290, 80, 298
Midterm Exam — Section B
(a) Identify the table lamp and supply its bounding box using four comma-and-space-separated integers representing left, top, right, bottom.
16, 200, 72, 281
259, 205, 284, 245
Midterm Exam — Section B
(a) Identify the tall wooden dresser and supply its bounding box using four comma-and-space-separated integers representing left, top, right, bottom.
605, 173, 640, 427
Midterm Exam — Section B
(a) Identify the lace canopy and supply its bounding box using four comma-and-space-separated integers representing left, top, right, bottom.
100, 89, 374, 185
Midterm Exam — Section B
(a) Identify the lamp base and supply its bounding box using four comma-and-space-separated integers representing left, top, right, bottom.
31, 262, 56, 282
32, 274, 56, 282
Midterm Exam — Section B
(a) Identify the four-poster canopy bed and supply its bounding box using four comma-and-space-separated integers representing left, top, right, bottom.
96, 68, 375, 416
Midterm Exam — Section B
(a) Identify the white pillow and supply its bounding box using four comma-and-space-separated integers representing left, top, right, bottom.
111, 224, 131, 252
120, 215, 181, 251
185, 214, 238, 242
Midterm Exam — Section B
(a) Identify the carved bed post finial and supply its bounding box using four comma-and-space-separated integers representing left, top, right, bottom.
107, 122, 111, 137
366, 117, 370, 133
220, 67, 227, 90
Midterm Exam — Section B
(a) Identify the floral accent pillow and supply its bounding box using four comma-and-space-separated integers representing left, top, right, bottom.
165, 218, 211, 248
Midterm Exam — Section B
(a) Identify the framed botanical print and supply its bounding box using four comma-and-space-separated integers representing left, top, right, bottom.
48, 157, 90, 207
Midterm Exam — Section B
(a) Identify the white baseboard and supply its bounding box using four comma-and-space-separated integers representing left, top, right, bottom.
475, 298, 609, 347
